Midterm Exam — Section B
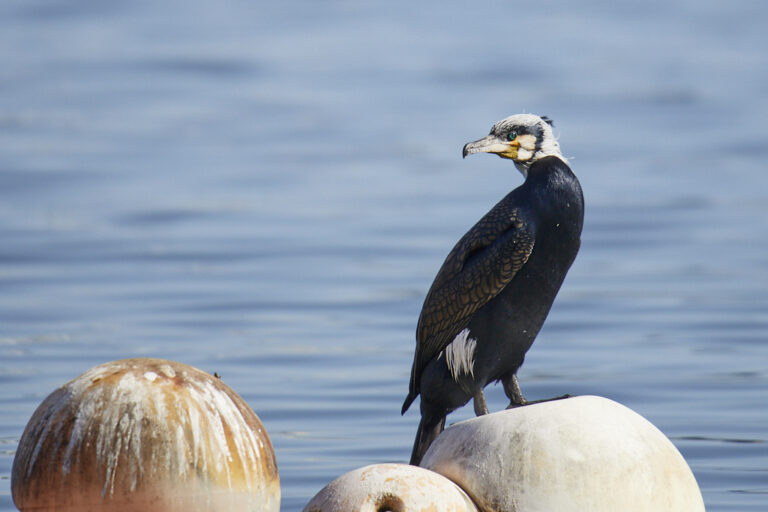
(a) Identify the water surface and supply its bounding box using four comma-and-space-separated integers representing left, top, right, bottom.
1, 1, 767, 510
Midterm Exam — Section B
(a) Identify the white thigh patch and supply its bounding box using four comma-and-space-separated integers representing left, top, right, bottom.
445, 328, 477, 381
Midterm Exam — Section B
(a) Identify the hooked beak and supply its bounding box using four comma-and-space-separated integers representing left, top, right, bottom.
462, 134, 519, 159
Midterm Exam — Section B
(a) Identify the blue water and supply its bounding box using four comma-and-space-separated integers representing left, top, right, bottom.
1, 1, 767, 510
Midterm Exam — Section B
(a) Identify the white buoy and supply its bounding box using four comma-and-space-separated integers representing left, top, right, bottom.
421, 395, 704, 512
12, 358, 280, 512
303, 463, 478, 512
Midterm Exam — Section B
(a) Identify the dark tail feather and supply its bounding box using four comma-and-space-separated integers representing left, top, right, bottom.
409, 414, 445, 466
401, 392, 416, 415
401, 361, 419, 415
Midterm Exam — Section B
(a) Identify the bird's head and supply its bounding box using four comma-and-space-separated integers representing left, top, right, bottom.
462, 114, 565, 176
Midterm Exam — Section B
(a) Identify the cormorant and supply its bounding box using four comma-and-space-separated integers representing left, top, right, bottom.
402, 114, 584, 465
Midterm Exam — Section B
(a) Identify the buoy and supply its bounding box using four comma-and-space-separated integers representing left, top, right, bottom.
303, 463, 478, 512
12, 358, 280, 512
421, 395, 705, 512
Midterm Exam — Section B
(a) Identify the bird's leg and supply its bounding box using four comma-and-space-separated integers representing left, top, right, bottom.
473, 389, 489, 416
503, 373, 528, 409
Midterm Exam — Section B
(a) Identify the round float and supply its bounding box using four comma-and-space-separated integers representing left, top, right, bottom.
12, 358, 279, 512
303, 463, 478, 512
421, 395, 704, 512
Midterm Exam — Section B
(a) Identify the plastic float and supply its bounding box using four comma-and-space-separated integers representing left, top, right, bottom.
12, 358, 279, 512
420, 395, 705, 512
303, 462, 478, 512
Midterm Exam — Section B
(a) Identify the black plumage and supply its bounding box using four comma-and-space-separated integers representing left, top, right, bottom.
402, 114, 584, 465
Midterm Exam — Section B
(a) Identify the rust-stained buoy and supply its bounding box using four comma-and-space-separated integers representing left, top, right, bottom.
303, 463, 478, 512
421, 395, 705, 512
12, 358, 280, 512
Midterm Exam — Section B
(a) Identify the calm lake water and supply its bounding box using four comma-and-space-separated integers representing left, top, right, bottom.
1, 1, 767, 510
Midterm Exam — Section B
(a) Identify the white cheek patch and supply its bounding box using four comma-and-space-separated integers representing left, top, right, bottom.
516, 147, 534, 161
445, 328, 477, 381
517, 134, 537, 151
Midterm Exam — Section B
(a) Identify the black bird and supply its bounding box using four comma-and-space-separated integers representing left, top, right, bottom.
402, 114, 584, 465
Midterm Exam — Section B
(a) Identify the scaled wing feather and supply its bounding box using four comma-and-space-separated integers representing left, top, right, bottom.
408, 206, 534, 397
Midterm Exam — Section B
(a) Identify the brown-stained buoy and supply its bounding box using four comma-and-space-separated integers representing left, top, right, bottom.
12, 358, 280, 512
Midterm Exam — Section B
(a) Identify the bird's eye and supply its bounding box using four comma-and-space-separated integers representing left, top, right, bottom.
507, 131, 518, 141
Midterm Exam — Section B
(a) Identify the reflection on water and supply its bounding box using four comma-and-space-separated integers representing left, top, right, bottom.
1, 1, 767, 510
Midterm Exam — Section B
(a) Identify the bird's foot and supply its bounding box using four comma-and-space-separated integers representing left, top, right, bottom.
513, 394, 572, 408
505, 398, 528, 409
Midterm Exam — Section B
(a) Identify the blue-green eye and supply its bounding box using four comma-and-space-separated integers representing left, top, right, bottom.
507, 131, 518, 141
